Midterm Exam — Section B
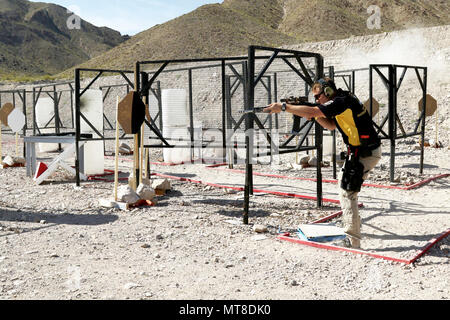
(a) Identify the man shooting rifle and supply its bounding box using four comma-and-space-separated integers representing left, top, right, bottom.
264, 78, 382, 248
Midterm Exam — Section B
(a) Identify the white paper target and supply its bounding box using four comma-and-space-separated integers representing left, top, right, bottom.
36, 97, 54, 127
7, 108, 26, 133
77, 89, 104, 134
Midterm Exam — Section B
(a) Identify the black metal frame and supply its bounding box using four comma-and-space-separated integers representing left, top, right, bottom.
141, 59, 249, 152
267, 66, 339, 178
99, 81, 163, 133
73, 61, 247, 184
73, 62, 248, 187
74, 68, 137, 185
134, 48, 325, 224
31, 81, 75, 136
225, 71, 276, 166
369, 64, 427, 181
243, 46, 325, 224
0, 89, 27, 137
134, 58, 251, 182
71, 47, 326, 224
0, 89, 28, 157
333, 68, 361, 94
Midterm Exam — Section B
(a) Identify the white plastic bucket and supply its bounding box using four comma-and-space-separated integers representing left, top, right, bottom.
161, 89, 189, 127
163, 126, 191, 164
75, 89, 104, 175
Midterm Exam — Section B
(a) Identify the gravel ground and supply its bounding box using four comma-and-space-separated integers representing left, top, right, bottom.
0, 132, 448, 301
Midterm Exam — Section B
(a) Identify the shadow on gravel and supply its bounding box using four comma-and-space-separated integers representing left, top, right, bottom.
363, 200, 450, 222
361, 231, 441, 253
431, 180, 450, 190
160, 172, 198, 178
0, 208, 118, 227
190, 197, 271, 217
360, 199, 449, 256
401, 163, 439, 169
215, 208, 271, 218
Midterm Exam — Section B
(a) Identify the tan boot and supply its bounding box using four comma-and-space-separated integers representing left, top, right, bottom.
344, 231, 361, 249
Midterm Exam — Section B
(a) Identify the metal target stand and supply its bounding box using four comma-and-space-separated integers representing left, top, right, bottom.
369, 64, 428, 181
242, 46, 325, 224
128, 46, 327, 224
31, 81, 75, 137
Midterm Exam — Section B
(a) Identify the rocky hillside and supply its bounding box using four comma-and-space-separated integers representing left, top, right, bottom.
3, 25, 448, 147
0, 0, 127, 79
278, 0, 450, 41
57, 1, 298, 76
59, 0, 450, 76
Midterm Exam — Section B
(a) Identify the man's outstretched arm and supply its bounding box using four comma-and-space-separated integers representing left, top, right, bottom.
264, 102, 336, 131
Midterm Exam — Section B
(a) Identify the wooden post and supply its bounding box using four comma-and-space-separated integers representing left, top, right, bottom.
435, 108, 438, 146
114, 96, 120, 201
15, 132, 19, 157
140, 123, 144, 180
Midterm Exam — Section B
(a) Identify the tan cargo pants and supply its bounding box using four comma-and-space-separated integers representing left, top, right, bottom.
338, 146, 382, 248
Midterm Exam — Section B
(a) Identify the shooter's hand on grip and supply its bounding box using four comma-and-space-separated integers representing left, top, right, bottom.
263, 102, 282, 114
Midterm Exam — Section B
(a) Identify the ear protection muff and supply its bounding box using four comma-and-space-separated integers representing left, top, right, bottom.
318, 78, 335, 98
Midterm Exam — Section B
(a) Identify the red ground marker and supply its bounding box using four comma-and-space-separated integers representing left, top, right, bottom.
150, 172, 342, 204
277, 227, 450, 265
208, 167, 449, 190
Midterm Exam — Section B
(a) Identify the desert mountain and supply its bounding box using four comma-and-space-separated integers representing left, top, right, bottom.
61, 0, 450, 77
2, 0, 449, 79
0, 0, 127, 78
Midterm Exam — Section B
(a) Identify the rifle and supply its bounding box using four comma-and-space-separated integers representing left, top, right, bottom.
239, 96, 318, 114
281, 96, 319, 134
281, 96, 318, 107
238, 96, 319, 134
238, 106, 269, 114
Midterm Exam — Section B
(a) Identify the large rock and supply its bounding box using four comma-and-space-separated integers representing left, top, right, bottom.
141, 177, 152, 186
117, 185, 140, 204
3, 156, 15, 166
253, 224, 268, 233
2, 156, 25, 167
298, 154, 310, 165
14, 157, 26, 164
152, 179, 171, 191
308, 156, 318, 167
136, 183, 156, 201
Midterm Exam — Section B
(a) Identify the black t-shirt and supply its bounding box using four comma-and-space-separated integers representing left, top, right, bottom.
318, 89, 381, 149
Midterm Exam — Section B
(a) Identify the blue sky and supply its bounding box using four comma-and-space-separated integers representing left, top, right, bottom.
29, 0, 220, 35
